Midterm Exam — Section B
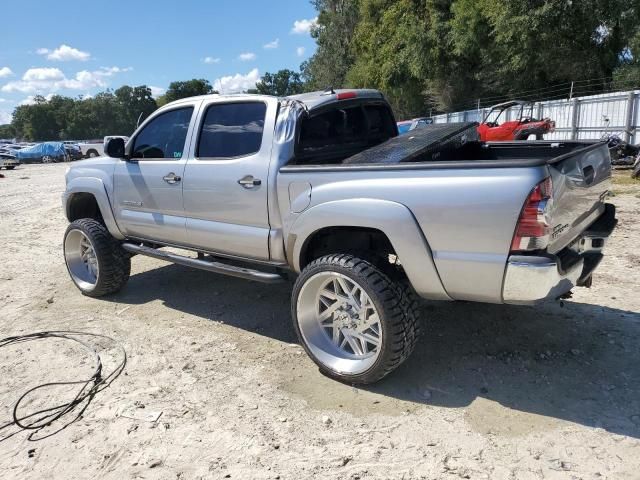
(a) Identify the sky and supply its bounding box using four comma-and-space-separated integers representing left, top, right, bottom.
0, 0, 319, 124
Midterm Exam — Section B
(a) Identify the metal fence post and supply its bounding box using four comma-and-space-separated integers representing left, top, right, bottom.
446, 112, 451, 123
570, 98, 580, 140
624, 91, 636, 144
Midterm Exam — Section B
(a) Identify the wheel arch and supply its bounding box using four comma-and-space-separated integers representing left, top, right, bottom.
286, 198, 451, 301
64, 177, 124, 239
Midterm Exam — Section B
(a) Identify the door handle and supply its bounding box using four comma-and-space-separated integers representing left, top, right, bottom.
163, 172, 181, 184
238, 175, 262, 189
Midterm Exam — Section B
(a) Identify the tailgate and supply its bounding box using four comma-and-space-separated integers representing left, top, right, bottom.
547, 142, 611, 254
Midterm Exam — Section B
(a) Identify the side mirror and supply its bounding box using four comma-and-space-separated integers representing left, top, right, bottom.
105, 137, 126, 158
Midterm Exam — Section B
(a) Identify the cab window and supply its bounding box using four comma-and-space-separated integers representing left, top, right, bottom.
197, 102, 266, 158
131, 107, 193, 159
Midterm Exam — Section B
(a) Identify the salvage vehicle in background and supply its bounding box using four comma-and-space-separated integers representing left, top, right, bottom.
61, 89, 616, 384
478, 100, 555, 141
77, 136, 130, 158
64, 143, 84, 161
397, 117, 433, 134
0, 149, 18, 169
15, 142, 68, 163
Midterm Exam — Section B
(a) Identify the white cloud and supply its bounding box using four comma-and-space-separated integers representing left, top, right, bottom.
296, 47, 306, 57
0, 67, 13, 78
214, 68, 260, 94
149, 86, 165, 98
238, 52, 256, 62
37, 44, 91, 61
291, 17, 317, 34
263, 39, 279, 49
0, 110, 12, 124
1, 66, 131, 93
203, 56, 221, 64
0, 98, 6, 103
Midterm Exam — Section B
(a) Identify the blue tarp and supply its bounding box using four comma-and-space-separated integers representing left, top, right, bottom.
15, 142, 66, 160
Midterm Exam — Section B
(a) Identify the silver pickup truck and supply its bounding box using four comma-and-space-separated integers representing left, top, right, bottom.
62, 89, 617, 383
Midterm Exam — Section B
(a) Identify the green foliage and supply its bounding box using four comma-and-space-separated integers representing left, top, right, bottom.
252, 70, 305, 96
301, 0, 361, 91
159, 79, 216, 105
0, 123, 15, 139
10, 86, 159, 141
304, 0, 640, 117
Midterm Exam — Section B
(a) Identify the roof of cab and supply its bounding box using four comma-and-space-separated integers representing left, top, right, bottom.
162, 88, 385, 111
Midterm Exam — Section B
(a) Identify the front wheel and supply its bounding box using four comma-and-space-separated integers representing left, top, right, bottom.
63, 219, 130, 297
292, 254, 420, 384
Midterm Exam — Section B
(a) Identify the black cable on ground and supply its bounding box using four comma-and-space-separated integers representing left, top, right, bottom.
0, 330, 126, 441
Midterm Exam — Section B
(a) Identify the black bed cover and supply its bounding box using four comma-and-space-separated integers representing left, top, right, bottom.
343, 122, 479, 165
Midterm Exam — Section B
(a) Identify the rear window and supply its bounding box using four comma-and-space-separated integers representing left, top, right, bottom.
294, 103, 397, 165
197, 102, 266, 158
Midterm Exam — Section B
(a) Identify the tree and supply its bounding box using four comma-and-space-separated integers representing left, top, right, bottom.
0, 123, 15, 139
114, 85, 158, 133
253, 70, 305, 96
301, 0, 361, 91
9, 85, 159, 140
159, 79, 215, 105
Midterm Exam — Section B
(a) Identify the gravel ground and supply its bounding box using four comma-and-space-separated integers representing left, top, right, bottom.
0, 163, 639, 480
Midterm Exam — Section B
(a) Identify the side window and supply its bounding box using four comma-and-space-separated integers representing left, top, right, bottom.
197, 102, 266, 158
131, 107, 193, 159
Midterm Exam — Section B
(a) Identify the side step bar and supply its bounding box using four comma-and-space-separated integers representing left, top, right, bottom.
121, 243, 286, 284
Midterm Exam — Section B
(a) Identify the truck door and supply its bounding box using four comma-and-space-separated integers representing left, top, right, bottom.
112, 104, 198, 245
182, 98, 278, 260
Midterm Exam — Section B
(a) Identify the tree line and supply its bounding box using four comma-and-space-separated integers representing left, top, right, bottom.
0, 75, 306, 141
2, 0, 639, 139
301, 0, 640, 118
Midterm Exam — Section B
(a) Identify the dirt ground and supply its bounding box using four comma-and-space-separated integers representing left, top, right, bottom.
0, 163, 639, 480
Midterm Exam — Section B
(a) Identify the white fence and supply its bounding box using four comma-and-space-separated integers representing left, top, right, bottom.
431, 90, 640, 144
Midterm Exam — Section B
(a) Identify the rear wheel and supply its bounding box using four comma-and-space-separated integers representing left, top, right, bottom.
87, 149, 99, 158
63, 219, 130, 297
42, 155, 53, 163
292, 254, 420, 384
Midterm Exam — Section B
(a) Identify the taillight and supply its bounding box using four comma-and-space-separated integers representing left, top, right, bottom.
510, 177, 553, 252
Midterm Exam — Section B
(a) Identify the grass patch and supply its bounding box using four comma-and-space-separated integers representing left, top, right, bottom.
611, 171, 640, 187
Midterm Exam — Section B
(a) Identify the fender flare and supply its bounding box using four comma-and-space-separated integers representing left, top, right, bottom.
286, 198, 451, 301
64, 177, 124, 239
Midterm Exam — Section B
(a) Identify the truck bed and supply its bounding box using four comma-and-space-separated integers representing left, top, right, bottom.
284, 127, 608, 172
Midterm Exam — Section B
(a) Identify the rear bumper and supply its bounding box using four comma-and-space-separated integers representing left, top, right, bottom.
502, 203, 616, 304
502, 255, 583, 304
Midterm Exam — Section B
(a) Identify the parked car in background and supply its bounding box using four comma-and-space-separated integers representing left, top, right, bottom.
77, 136, 130, 158
62, 89, 616, 384
0, 148, 18, 169
14, 142, 68, 163
64, 143, 84, 161
478, 100, 555, 141
397, 117, 433, 134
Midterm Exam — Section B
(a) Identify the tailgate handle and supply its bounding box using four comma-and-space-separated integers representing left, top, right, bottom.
583, 165, 595, 185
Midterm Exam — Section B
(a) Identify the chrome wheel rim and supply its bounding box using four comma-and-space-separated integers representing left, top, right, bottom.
64, 229, 99, 290
297, 272, 382, 375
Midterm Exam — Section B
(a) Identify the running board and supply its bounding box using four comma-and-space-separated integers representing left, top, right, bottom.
121, 243, 286, 284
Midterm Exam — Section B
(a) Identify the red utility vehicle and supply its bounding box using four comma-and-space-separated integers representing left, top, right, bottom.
477, 100, 555, 141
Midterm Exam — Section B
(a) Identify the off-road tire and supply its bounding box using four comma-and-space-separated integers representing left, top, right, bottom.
291, 254, 421, 384
64, 219, 130, 297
